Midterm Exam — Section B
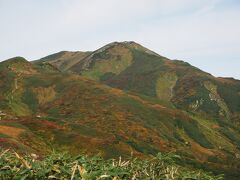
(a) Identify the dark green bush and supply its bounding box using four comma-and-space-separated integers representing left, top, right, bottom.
23, 89, 38, 113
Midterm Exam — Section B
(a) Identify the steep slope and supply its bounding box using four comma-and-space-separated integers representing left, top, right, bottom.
40, 41, 240, 123
1, 57, 240, 178
35, 51, 91, 72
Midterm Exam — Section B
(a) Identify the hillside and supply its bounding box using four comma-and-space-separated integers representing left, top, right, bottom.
0, 43, 240, 178
37, 41, 240, 123
37, 51, 91, 72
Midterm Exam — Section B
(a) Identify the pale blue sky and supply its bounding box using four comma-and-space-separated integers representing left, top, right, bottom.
0, 0, 240, 79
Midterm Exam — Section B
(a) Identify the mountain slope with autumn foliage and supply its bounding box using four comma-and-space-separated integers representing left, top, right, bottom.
38, 42, 240, 123
0, 42, 240, 178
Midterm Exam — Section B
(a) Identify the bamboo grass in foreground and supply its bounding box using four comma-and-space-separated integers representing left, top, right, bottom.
0, 149, 223, 180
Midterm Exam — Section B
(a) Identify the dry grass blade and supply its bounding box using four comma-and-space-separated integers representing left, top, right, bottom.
118, 156, 121, 166
14, 151, 31, 169
71, 161, 78, 180
0, 149, 9, 158
78, 165, 87, 179
48, 175, 59, 179
121, 160, 130, 167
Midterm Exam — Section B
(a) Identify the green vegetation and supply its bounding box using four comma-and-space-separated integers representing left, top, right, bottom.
40, 51, 66, 61
38, 41, 240, 121
22, 89, 38, 113
1, 42, 240, 179
217, 82, 240, 113
82, 49, 132, 81
175, 119, 213, 148
99, 72, 116, 81
0, 149, 223, 180
219, 128, 240, 148
156, 72, 177, 103
126, 141, 158, 155
106, 49, 167, 97
0, 134, 10, 138
24, 76, 53, 87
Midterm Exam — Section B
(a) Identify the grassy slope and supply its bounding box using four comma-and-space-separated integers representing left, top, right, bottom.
0, 57, 240, 178
34, 51, 91, 72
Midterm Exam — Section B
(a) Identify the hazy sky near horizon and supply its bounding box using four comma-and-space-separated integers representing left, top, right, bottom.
0, 0, 240, 79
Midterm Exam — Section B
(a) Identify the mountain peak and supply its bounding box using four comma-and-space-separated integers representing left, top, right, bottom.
105, 41, 138, 46
0, 56, 31, 69
105, 41, 146, 49
0, 56, 38, 75
4, 56, 28, 64
98, 41, 160, 57
113, 41, 140, 47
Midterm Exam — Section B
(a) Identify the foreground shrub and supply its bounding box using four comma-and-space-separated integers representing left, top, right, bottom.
0, 149, 223, 179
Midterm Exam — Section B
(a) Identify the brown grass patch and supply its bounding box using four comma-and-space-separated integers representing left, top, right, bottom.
164, 60, 177, 68
216, 77, 237, 85
33, 86, 56, 105
191, 142, 214, 162
109, 88, 124, 96
212, 125, 220, 129
0, 125, 24, 138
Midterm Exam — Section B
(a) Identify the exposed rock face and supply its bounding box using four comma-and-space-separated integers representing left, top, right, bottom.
204, 81, 230, 119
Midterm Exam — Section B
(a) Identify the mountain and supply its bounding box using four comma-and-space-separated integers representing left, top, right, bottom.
1, 42, 240, 178
37, 41, 240, 123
